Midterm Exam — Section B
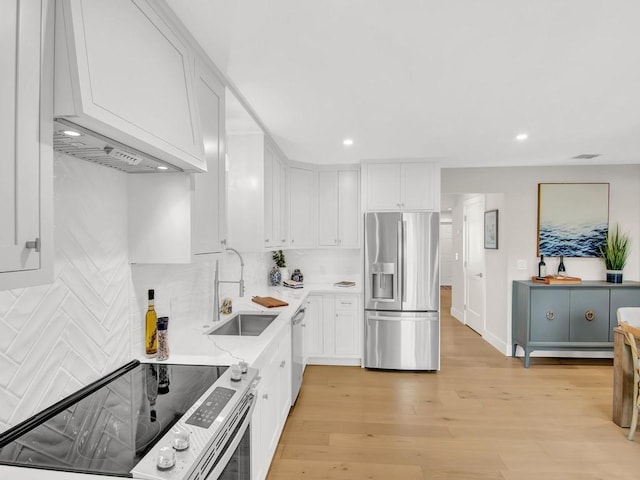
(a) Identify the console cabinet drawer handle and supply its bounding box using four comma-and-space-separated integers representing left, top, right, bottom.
585, 310, 595, 321
546, 310, 555, 321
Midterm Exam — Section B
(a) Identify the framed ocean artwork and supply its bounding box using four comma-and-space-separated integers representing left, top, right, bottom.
537, 183, 609, 257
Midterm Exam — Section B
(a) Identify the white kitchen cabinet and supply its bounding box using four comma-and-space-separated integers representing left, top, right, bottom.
0, 0, 54, 290
363, 161, 439, 211
127, 61, 225, 264
334, 295, 360, 356
304, 295, 324, 360
289, 165, 316, 248
264, 143, 288, 248
191, 59, 226, 256
55, 0, 205, 172
227, 134, 289, 252
317, 169, 360, 247
251, 325, 292, 480
306, 293, 361, 365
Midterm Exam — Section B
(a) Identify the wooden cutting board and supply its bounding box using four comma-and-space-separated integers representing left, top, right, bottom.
531, 276, 582, 285
251, 296, 289, 308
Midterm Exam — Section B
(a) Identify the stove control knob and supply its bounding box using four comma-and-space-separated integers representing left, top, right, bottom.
157, 446, 176, 470
173, 427, 190, 451
230, 364, 242, 382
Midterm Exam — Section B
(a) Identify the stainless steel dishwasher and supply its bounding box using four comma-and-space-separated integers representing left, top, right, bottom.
291, 302, 307, 404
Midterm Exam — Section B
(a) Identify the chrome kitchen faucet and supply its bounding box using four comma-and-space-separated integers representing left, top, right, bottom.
213, 247, 245, 322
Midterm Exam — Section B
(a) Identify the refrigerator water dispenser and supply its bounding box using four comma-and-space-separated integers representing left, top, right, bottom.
371, 263, 395, 300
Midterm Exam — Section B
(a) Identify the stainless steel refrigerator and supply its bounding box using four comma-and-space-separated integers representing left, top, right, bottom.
364, 211, 440, 370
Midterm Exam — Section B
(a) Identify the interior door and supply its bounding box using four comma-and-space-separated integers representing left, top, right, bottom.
463, 196, 485, 334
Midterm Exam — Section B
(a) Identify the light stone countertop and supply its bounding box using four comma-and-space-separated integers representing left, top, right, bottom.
144, 282, 362, 368
0, 283, 362, 479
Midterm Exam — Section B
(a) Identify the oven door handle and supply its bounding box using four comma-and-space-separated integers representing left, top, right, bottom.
204, 395, 256, 480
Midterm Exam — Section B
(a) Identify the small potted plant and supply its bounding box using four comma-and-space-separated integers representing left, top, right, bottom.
270, 250, 287, 285
600, 224, 630, 283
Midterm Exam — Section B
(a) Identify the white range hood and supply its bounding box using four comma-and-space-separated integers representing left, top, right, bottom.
53, 0, 207, 173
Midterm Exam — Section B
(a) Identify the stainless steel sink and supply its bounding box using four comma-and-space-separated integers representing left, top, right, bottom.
207, 313, 278, 336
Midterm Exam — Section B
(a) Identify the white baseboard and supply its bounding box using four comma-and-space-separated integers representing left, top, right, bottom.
482, 329, 508, 355
306, 357, 362, 366
450, 307, 464, 323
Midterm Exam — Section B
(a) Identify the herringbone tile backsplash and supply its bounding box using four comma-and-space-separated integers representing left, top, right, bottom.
0, 155, 133, 432
0, 153, 361, 435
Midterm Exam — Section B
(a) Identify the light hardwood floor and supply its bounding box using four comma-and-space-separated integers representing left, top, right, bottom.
267, 288, 640, 480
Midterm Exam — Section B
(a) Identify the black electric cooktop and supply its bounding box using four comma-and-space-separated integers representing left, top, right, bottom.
0, 361, 227, 476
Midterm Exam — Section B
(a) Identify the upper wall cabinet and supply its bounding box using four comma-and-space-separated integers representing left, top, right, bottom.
0, 0, 54, 290
318, 168, 360, 247
227, 134, 289, 252
363, 161, 440, 211
55, 0, 206, 172
127, 63, 225, 264
289, 165, 316, 248
264, 143, 288, 248
191, 60, 226, 256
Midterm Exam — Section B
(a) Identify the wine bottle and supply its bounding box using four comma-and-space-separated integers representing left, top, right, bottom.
557, 256, 566, 277
538, 255, 547, 278
145, 289, 158, 356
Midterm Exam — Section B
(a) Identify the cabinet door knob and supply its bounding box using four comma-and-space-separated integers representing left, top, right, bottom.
585, 310, 595, 321
280, 360, 286, 368
265, 238, 269, 243
546, 310, 555, 321
25, 238, 40, 253
262, 393, 269, 400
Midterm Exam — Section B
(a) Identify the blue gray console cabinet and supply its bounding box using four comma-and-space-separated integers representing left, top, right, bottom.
512, 280, 640, 367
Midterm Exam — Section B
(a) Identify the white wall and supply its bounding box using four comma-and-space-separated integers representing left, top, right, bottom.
443, 164, 640, 356
0, 155, 134, 433
450, 199, 465, 321
483, 193, 508, 352
439, 212, 453, 286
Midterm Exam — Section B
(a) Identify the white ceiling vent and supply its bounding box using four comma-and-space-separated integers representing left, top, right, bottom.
572, 154, 602, 160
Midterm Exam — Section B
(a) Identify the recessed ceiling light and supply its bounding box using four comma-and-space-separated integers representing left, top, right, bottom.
343, 138, 354, 146
515, 133, 528, 141
63, 130, 81, 137
156, 165, 169, 170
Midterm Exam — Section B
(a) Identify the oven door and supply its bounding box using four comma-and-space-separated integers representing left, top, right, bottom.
204, 397, 255, 480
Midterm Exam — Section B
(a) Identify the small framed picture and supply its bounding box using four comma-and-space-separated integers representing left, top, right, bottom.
484, 210, 498, 249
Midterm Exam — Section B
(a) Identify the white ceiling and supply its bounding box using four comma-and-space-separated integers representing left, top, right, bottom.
168, 0, 640, 167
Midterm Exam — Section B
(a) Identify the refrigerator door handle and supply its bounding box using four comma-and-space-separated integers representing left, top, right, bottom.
400, 219, 407, 302
397, 220, 403, 304
368, 314, 437, 322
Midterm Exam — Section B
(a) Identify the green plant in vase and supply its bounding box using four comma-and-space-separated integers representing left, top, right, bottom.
272, 250, 286, 268
599, 224, 630, 283
271, 250, 288, 284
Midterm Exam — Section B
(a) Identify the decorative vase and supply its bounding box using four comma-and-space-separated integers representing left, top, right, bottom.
291, 269, 304, 282
279, 267, 289, 282
269, 267, 282, 286
606, 270, 623, 284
